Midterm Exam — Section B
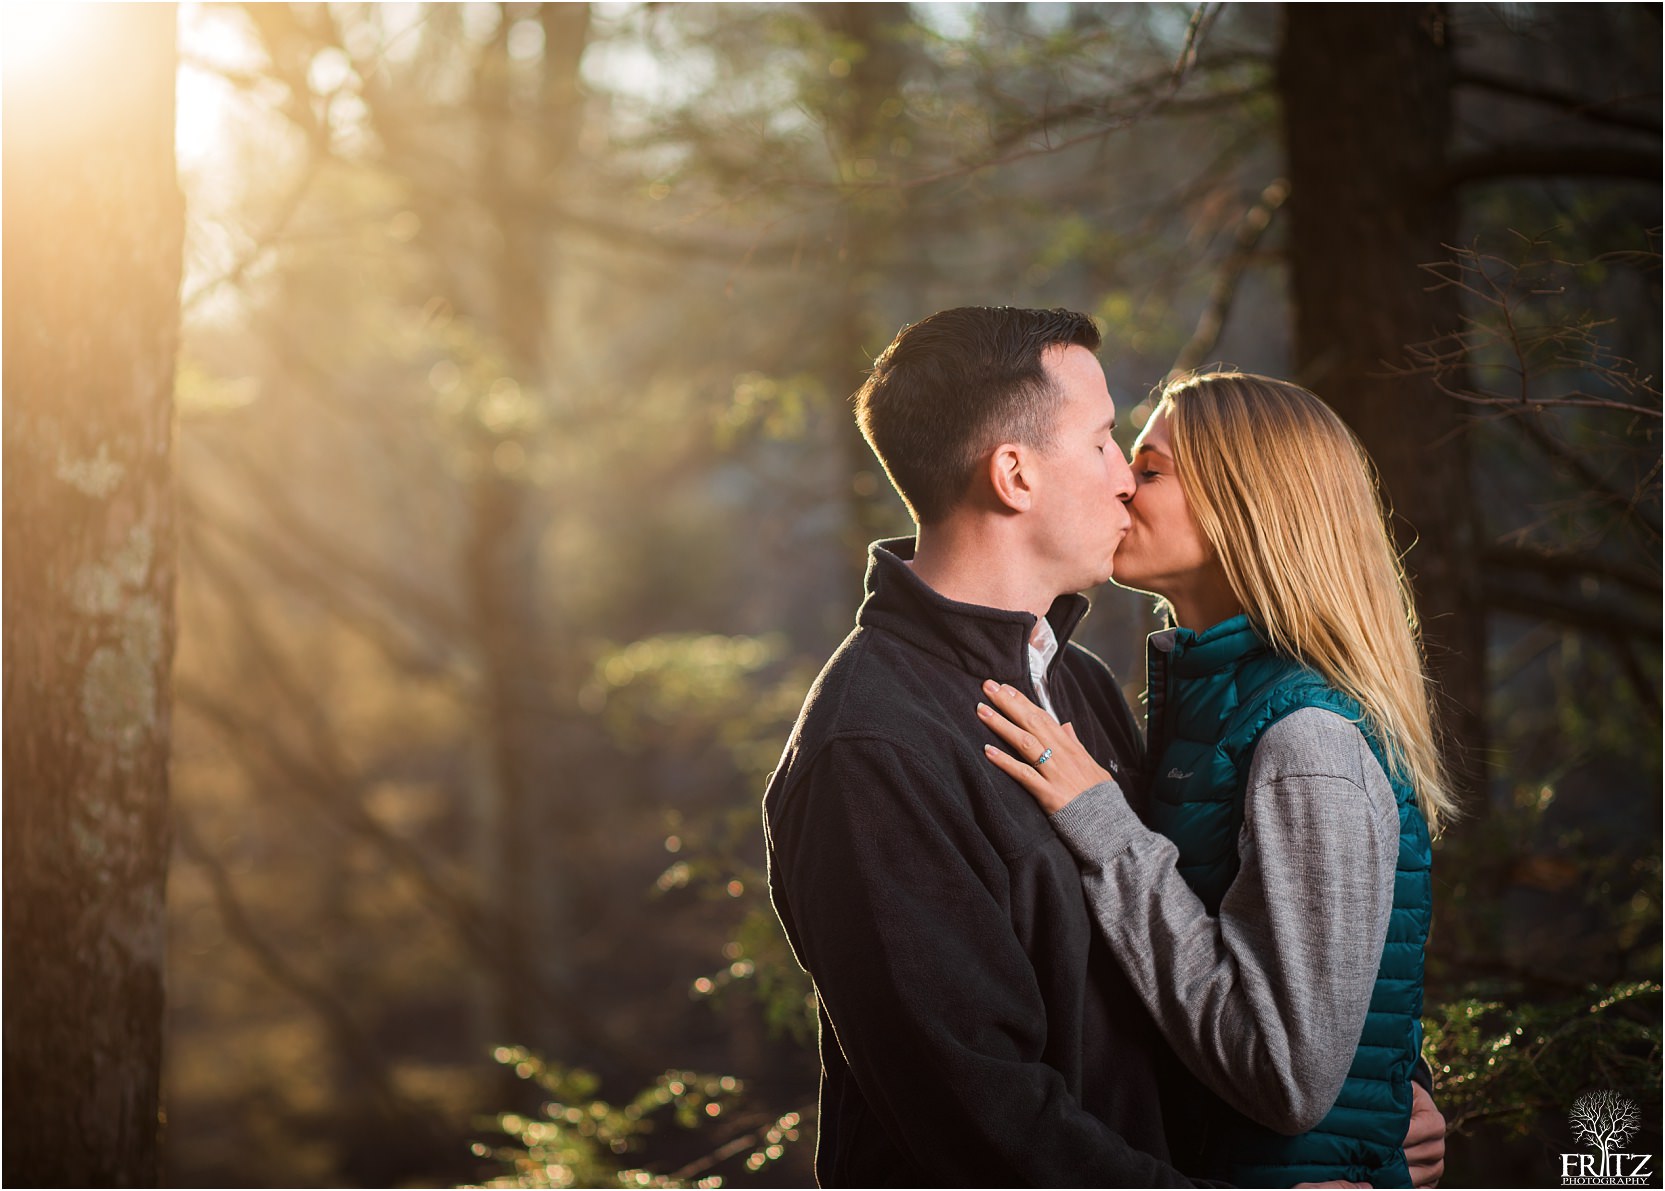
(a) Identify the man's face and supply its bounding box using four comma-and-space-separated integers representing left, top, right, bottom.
1025, 344, 1135, 592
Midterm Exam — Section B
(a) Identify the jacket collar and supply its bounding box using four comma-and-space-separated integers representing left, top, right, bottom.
1150, 612, 1266, 678
857, 537, 1090, 689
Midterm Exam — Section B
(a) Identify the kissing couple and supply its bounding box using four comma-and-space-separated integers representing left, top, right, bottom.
765, 306, 1451, 1188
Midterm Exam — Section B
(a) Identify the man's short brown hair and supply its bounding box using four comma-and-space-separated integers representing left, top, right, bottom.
853, 306, 1102, 524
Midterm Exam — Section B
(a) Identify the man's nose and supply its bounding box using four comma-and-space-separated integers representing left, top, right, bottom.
1109, 449, 1135, 500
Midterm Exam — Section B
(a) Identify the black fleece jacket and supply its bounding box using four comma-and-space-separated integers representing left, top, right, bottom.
764, 539, 1205, 1188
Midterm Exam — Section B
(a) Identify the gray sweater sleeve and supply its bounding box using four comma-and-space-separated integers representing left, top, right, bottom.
1048, 707, 1399, 1135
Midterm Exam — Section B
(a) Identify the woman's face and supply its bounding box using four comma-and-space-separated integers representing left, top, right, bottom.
1112, 408, 1228, 611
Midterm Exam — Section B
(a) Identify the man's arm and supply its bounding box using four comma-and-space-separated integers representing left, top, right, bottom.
769, 734, 1207, 1188
1047, 708, 1398, 1135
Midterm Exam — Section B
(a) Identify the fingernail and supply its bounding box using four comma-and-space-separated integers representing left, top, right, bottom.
1002, 684, 1018, 697
976, 702, 991, 717
983, 743, 995, 754
982, 679, 998, 693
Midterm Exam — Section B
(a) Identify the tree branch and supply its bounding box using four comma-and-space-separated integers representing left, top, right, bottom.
1498, 411, 1663, 539
1450, 386, 1663, 417
1167, 177, 1290, 380
664, 1101, 815, 1182
746, 2, 1229, 197
1443, 145, 1662, 188
987, 50, 1269, 152
1481, 578, 1661, 642
1483, 543, 1660, 598
1454, 68, 1663, 135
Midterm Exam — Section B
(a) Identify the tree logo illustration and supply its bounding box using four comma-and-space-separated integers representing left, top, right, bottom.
1570, 1090, 1640, 1167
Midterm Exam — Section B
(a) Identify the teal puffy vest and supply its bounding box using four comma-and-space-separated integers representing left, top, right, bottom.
1143, 615, 1432, 1188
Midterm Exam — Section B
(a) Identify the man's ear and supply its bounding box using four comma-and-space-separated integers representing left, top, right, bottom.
987, 443, 1034, 513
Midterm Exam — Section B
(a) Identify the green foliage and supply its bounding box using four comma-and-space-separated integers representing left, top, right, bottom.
588, 634, 784, 743
668, 840, 817, 1049
471, 1047, 805, 1188
587, 631, 817, 784
587, 630, 821, 1046
653, 801, 817, 1048
1424, 981, 1661, 1139
726, 901, 818, 1047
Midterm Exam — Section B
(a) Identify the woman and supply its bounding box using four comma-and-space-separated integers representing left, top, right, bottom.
976, 371, 1454, 1187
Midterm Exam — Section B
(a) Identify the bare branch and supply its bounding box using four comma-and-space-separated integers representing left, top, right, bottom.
1481, 578, 1661, 643
1403, 243, 1665, 491
1449, 388, 1663, 417
1167, 177, 1290, 380
1484, 543, 1661, 598
1455, 67, 1663, 135
1443, 145, 1662, 188
987, 47, 1269, 152
1495, 416, 1663, 538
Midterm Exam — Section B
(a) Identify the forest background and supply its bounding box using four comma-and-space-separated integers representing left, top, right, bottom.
3, 3, 1660, 1188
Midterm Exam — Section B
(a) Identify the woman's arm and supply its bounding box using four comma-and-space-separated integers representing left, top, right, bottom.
980, 684, 1398, 1135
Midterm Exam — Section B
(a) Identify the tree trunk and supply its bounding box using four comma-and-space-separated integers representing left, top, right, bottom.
1279, 3, 1487, 799
814, 4, 922, 595
2, 7, 184, 1185
467, 0, 593, 1059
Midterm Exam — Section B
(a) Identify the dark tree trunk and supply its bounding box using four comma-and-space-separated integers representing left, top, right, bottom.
814, 4, 925, 597
1279, 3, 1487, 798
2, 6, 184, 1185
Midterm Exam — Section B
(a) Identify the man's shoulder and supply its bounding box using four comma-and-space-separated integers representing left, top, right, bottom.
765, 626, 979, 814
793, 622, 949, 732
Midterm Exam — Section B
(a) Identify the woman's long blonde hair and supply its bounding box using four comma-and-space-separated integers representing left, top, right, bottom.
1157, 371, 1456, 833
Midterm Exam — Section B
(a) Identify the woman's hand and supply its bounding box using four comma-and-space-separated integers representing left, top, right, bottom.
977, 679, 1114, 813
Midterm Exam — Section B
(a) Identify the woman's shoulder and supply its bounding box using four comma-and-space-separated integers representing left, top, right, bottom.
1218, 656, 1359, 749
1249, 705, 1389, 796
1239, 710, 1402, 871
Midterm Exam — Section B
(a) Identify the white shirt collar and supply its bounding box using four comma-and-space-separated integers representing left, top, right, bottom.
1027, 616, 1060, 719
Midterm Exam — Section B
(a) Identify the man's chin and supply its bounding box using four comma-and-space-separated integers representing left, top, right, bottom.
1077, 562, 1117, 592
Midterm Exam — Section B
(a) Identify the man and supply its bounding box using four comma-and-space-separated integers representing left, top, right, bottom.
763, 307, 1444, 1187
